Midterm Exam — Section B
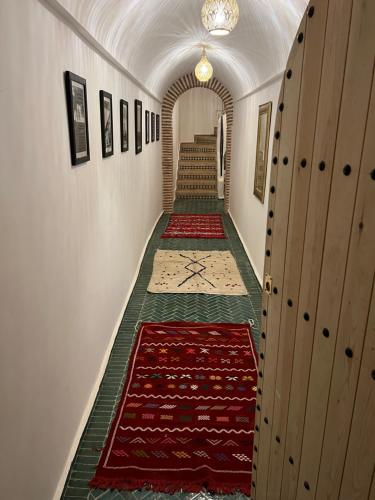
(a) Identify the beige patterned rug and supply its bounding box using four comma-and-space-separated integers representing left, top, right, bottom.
147, 250, 248, 295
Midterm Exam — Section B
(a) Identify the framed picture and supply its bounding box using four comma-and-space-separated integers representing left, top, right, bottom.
64, 71, 90, 166
120, 99, 129, 152
151, 112, 155, 142
253, 101, 272, 203
145, 110, 150, 144
99, 90, 114, 158
156, 114, 160, 141
134, 99, 142, 154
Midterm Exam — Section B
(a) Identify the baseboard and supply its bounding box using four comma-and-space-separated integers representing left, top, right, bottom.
228, 210, 263, 287
53, 210, 163, 500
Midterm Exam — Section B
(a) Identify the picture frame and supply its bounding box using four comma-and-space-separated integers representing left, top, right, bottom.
145, 110, 150, 144
156, 114, 160, 141
253, 101, 272, 203
134, 99, 142, 154
151, 112, 155, 142
120, 99, 129, 152
64, 71, 90, 166
99, 90, 114, 158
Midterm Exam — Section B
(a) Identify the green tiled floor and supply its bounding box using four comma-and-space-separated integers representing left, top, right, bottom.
62, 200, 262, 500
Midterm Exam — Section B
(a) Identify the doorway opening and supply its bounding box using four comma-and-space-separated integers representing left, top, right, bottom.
161, 73, 234, 213
172, 87, 226, 202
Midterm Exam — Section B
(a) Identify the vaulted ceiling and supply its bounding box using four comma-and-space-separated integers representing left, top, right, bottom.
56, 0, 308, 100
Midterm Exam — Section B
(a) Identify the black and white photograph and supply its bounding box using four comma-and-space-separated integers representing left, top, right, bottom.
100, 90, 114, 158
64, 71, 90, 166
120, 99, 129, 152
151, 112, 155, 142
145, 110, 150, 144
156, 113, 160, 141
134, 99, 142, 154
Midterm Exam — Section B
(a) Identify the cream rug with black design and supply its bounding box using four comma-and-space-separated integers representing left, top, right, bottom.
147, 250, 248, 295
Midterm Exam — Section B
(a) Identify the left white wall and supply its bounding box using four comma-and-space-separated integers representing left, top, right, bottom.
0, 1, 162, 499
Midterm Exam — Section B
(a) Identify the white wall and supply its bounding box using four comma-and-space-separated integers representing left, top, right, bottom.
230, 78, 282, 283
178, 88, 222, 143
0, 1, 162, 499
172, 100, 180, 196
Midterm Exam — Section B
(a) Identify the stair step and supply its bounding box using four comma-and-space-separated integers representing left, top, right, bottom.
178, 163, 216, 175
175, 189, 218, 199
177, 179, 217, 188
176, 128, 217, 199
180, 142, 216, 152
179, 160, 216, 168
180, 152, 216, 160
178, 171, 216, 179
194, 134, 216, 143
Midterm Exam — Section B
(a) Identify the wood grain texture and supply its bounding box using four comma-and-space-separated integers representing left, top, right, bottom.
254, 13, 307, 499
266, 3, 329, 498
255, 0, 375, 498
316, 60, 375, 500
297, 1, 374, 496
339, 280, 375, 500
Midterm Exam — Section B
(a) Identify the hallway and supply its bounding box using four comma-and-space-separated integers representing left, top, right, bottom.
62, 200, 262, 499
2, 0, 374, 498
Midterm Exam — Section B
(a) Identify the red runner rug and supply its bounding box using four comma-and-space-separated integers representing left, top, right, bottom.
161, 213, 226, 239
90, 322, 258, 495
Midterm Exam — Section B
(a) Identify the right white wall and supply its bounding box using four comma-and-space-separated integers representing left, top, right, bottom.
230, 77, 282, 284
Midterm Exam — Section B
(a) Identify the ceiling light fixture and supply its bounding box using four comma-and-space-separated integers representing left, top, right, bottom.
201, 0, 239, 36
195, 48, 213, 82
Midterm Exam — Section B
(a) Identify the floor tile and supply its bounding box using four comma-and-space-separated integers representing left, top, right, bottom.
61, 200, 262, 500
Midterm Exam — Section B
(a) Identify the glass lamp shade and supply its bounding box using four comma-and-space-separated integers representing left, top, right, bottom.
195, 50, 213, 82
201, 0, 239, 36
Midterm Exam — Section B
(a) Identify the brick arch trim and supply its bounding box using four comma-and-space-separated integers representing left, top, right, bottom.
161, 73, 234, 212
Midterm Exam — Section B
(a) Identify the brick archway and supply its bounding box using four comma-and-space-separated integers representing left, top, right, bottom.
161, 73, 234, 213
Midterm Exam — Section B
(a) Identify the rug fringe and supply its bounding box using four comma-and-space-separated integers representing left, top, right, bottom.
89, 476, 251, 495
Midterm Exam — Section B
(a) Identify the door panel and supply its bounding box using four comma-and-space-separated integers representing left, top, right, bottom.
253, 0, 375, 499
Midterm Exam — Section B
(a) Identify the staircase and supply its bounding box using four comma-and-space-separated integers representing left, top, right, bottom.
175, 130, 217, 199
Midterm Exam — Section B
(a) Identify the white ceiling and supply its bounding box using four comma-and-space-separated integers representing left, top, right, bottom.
56, 0, 308, 100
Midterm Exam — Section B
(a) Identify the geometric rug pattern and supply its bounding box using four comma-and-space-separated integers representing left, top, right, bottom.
148, 250, 248, 295
90, 322, 258, 495
61, 199, 262, 500
161, 213, 226, 239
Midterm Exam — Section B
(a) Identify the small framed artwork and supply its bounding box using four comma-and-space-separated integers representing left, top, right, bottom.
99, 90, 114, 158
156, 114, 160, 141
120, 99, 129, 152
134, 99, 142, 154
253, 101, 272, 203
64, 71, 90, 166
145, 110, 150, 144
151, 112, 155, 142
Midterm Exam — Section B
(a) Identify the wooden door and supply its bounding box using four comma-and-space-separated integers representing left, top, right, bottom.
253, 0, 375, 499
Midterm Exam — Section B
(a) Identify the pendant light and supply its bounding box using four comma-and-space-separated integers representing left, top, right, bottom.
201, 0, 239, 36
195, 48, 213, 82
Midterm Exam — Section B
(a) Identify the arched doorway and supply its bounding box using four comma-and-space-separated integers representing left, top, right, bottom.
161, 73, 233, 213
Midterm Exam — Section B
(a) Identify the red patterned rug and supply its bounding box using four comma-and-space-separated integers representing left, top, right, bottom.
90, 322, 258, 495
161, 214, 226, 239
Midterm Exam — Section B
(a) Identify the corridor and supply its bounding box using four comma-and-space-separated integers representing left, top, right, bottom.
1, 0, 374, 499
63, 200, 262, 499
